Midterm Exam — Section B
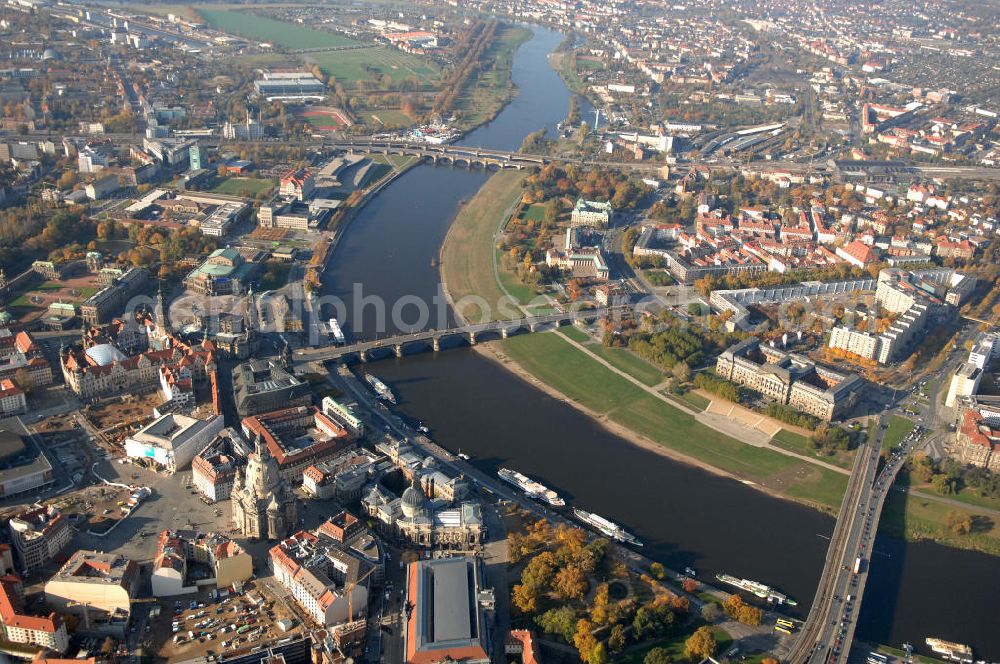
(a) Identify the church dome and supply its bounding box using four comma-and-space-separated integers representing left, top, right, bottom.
401, 480, 425, 519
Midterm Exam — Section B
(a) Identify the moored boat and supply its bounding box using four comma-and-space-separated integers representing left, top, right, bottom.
572, 507, 642, 547
497, 467, 565, 506
715, 573, 796, 606
365, 373, 396, 404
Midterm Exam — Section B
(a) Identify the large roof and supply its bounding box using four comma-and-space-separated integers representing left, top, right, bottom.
85, 343, 127, 366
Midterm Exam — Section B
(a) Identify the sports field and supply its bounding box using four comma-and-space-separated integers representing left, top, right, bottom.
298, 107, 351, 130
199, 10, 361, 49
212, 177, 273, 197
308, 47, 439, 87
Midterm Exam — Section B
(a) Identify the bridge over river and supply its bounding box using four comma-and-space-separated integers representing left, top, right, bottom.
293, 307, 617, 366
787, 413, 919, 664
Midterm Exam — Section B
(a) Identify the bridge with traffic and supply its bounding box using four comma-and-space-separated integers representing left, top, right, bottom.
292, 307, 615, 366
787, 414, 920, 664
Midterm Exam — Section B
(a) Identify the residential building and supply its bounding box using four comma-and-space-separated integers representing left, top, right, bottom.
404, 556, 492, 664
0, 379, 25, 416
0, 577, 69, 653
124, 411, 224, 473
191, 428, 249, 502
302, 450, 376, 502
716, 338, 863, 421
835, 239, 880, 268
240, 406, 354, 483
827, 268, 971, 365
152, 530, 252, 596
8, 504, 71, 574
232, 359, 311, 418
44, 551, 138, 636
0, 330, 53, 388
269, 521, 374, 627
84, 174, 120, 201
946, 333, 998, 407
279, 168, 315, 201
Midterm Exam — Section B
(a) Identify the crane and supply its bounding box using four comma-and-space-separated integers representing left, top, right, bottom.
346, 564, 378, 623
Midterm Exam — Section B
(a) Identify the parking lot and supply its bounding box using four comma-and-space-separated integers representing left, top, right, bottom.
150, 581, 304, 660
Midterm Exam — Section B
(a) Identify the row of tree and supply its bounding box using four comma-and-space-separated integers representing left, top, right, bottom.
431, 20, 498, 116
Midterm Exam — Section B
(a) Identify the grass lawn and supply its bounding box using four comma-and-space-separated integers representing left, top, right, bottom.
677, 391, 711, 412
369, 154, 415, 169
882, 415, 916, 452
912, 485, 1000, 512
309, 47, 438, 87
212, 177, 273, 197
584, 343, 664, 387
368, 110, 415, 128
502, 332, 640, 413
880, 490, 1000, 557
771, 428, 854, 470
441, 171, 525, 323
644, 269, 676, 287
454, 25, 532, 129
521, 204, 546, 222
614, 625, 732, 664
501, 332, 847, 510
198, 9, 361, 49
559, 325, 591, 343
495, 248, 538, 304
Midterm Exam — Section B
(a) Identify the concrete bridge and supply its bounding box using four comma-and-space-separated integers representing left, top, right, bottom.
293, 307, 616, 365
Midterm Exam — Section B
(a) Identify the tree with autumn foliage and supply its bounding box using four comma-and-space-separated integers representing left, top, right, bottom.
553, 564, 588, 601
722, 594, 764, 626
685, 626, 718, 660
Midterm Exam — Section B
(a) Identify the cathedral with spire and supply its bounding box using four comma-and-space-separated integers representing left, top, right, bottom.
231, 433, 299, 540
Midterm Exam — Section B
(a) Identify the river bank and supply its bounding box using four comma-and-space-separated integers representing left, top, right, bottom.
318, 23, 1000, 657
436, 161, 1000, 557
439, 169, 525, 323
473, 339, 830, 506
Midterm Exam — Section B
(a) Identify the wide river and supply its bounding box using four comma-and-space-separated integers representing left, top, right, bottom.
322, 26, 1000, 658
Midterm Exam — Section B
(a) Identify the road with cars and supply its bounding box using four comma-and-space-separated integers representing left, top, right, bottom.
789, 414, 924, 664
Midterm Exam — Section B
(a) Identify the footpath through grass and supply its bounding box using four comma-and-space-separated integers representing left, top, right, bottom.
199, 9, 361, 49
771, 428, 854, 470
440, 170, 525, 322
500, 333, 848, 510
880, 490, 1000, 557
579, 342, 664, 387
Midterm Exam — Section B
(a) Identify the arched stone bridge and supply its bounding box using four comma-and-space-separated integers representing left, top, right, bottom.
332, 139, 549, 170
293, 307, 621, 365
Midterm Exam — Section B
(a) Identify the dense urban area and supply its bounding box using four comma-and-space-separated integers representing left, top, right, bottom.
0, 0, 999, 664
